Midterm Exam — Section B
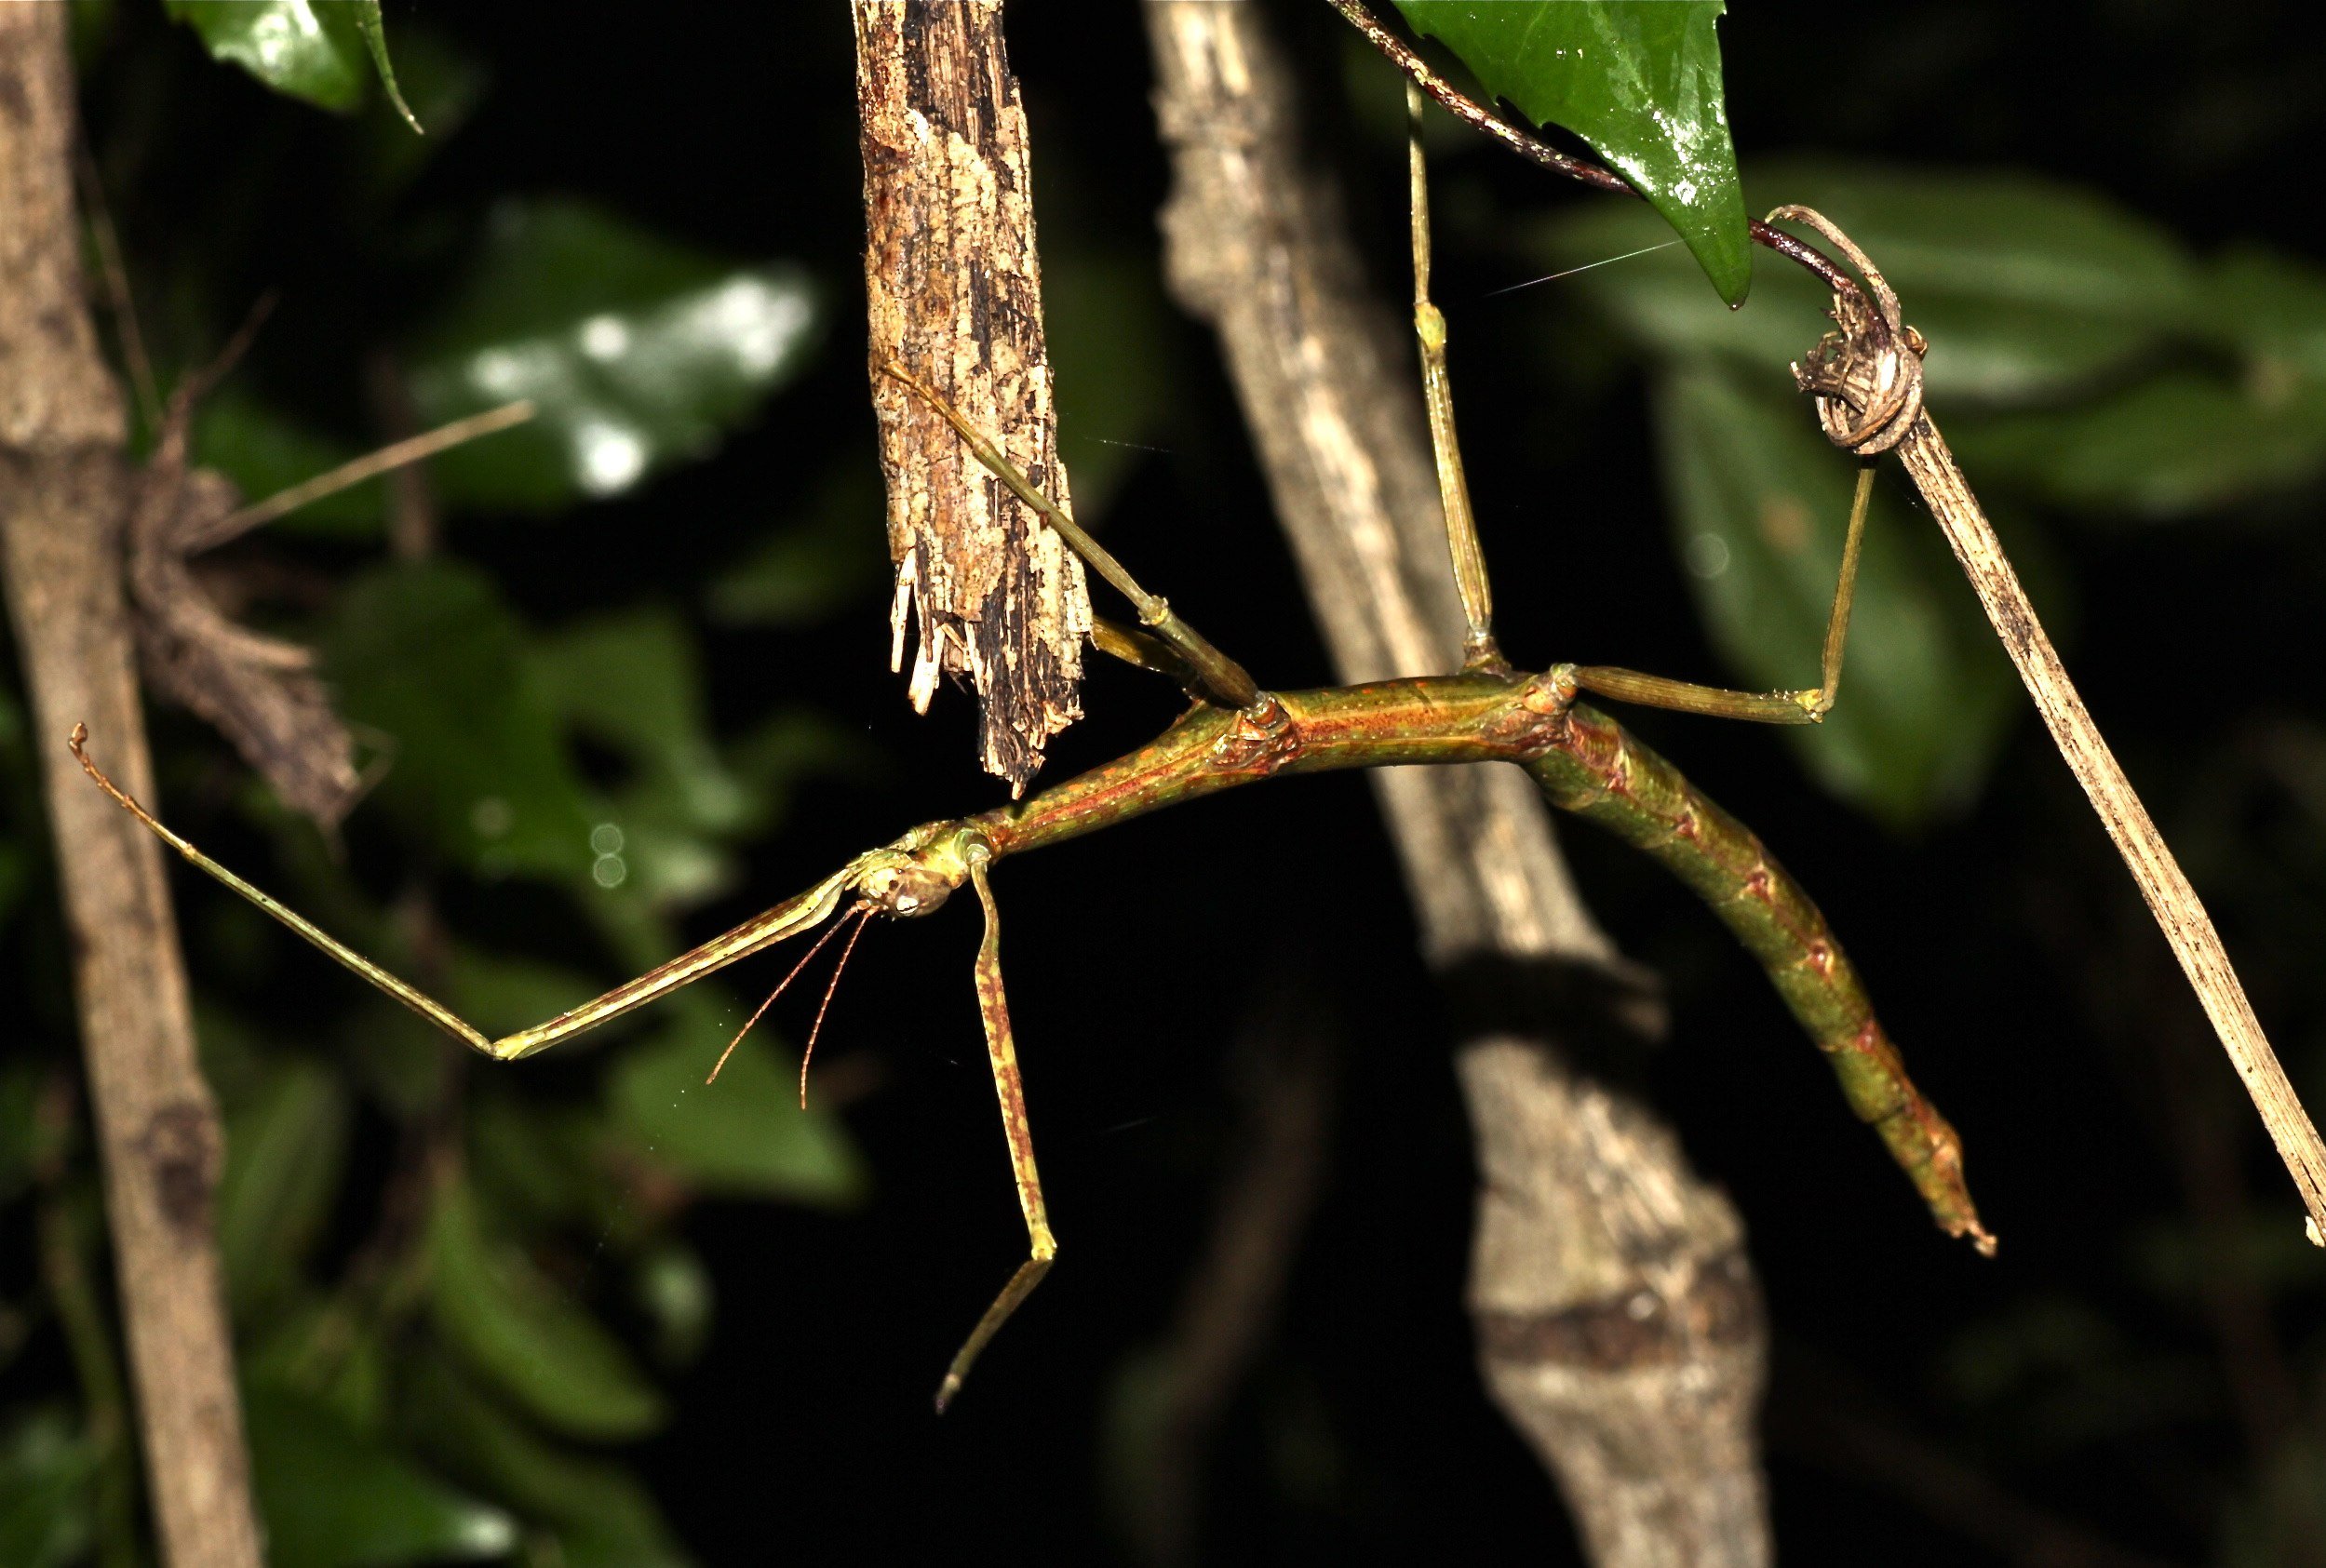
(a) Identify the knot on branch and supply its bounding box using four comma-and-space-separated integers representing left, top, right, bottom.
1769, 205, 1926, 456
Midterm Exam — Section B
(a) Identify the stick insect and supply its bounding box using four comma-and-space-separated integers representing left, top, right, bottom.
73, 91, 1990, 1412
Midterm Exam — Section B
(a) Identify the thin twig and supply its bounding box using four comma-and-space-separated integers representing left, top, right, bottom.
1767, 202, 2326, 1243
73, 141, 160, 430
1898, 412, 2326, 1240
1323, 0, 1862, 300
188, 399, 534, 552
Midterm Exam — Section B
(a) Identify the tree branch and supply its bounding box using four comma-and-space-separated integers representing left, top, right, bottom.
1143, 7, 1770, 1563
852, 0, 1092, 794
0, 10, 262, 1565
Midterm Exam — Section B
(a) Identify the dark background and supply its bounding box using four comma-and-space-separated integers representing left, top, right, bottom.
12, 1, 2326, 1563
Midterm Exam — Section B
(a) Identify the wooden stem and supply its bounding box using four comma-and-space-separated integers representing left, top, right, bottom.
1896, 413, 2326, 1241
0, 9, 262, 1564
853, 0, 1091, 793
1146, 6, 1771, 1562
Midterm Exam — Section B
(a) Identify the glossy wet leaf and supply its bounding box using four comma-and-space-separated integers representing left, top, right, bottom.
409, 201, 817, 511
325, 561, 598, 880
1391, 1, 1749, 304
246, 1387, 514, 1567
0, 1410, 94, 1568
166, 1, 364, 113
405, 1358, 693, 1568
608, 995, 866, 1206
217, 1056, 350, 1313
1655, 361, 2019, 824
427, 1177, 666, 1441
347, 1, 423, 133
1539, 158, 2197, 403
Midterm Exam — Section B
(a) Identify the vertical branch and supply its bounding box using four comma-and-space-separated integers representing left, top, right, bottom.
1143, 7, 1770, 1565
853, 0, 1092, 795
0, 11, 263, 1568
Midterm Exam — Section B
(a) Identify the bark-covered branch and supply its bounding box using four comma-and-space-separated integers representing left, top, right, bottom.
853, 0, 1092, 794
0, 10, 262, 1565
1142, 6, 1770, 1562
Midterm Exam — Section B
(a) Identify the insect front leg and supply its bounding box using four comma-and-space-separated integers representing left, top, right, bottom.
934, 841, 1057, 1413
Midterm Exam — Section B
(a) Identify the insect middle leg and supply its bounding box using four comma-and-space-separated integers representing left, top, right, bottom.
1404, 80, 1876, 724
934, 845, 1057, 1412
1568, 463, 1877, 725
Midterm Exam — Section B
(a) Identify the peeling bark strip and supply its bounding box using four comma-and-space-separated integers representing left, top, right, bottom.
853, 0, 1091, 794
0, 9, 263, 1565
1144, 7, 1770, 1563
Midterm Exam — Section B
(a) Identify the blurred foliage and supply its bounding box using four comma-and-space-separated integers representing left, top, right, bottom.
1392, 1, 1751, 303
1539, 156, 2326, 821
3, 7, 868, 1563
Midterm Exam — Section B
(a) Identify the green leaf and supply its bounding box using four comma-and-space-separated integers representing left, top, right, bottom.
404, 1359, 694, 1568
346, 1, 424, 134
608, 996, 866, 1206
165, 0, 365, 114
1943, 374, 2326, 520
428, 1177, 666, 1441
0, 1410, 95, 1568
632, 1242, 713, 1367
246, 1387, 514, 1567
2205, 246, 2326, 382
325, 561, 598, 880
1391, 1, 1749, 304
217, 1055, 350, 1313
1654, 361, 2019, 824
191, 391, 379, 540
1539, 158, 2198, 403
409, 201, 818, 511
706, 476, 886, 630
445, 946, 603, 1045
534, 610, 760, 909
165, 0, 417, 127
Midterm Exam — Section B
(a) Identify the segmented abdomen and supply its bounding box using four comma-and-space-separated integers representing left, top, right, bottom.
1526, 700, 1993, 1253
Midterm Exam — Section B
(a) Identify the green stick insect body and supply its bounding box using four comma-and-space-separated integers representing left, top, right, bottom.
70, 99, 1993, 1406
72, 653, 1991, 1403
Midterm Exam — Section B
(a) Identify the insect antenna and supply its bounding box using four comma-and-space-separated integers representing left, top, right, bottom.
706, 902, 864, 1086
799, 905, 873, 1109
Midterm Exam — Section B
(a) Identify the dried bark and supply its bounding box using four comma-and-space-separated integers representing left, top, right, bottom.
1143, 6, 1770, 1562
0, 9, 263, 1565
853, 0, 1091, 795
